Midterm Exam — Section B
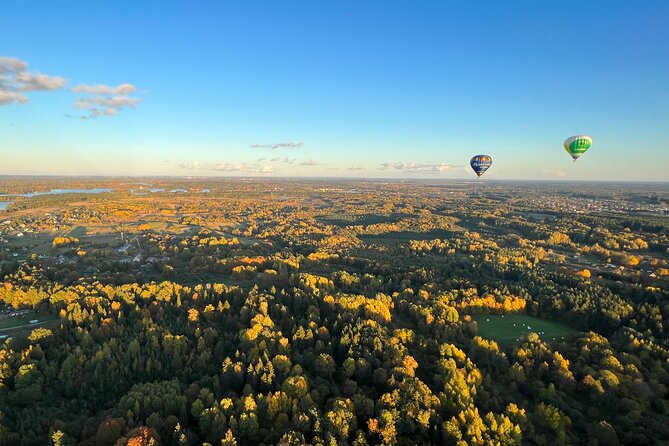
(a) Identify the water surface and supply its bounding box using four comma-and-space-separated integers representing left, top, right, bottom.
0, 188, 112, 198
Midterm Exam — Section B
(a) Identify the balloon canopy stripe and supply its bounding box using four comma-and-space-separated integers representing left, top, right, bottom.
563, 135, 592, 160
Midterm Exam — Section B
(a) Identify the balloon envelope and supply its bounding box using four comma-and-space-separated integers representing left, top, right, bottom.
470, 155, 493, 177
564, 135, 592, 160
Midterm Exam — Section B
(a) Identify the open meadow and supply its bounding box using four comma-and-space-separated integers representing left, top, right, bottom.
473, 314, 577, 345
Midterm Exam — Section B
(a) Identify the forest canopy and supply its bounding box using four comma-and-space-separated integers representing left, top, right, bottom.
0, 178, 668, 445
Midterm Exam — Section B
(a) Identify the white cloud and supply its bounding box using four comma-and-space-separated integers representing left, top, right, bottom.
0, 57, 140, 118
0, 56, 66, 105
0, 57, 27, 74
250, 142, 304, 149
15, 72, 66, 91
209, 163, 274, 174
209, 163, 246, 172
347, 166, 363, 171
73, 83, 136, 95
0, 91, 28, 105
379, 162, 454, 173
179, 162, 274, 175
75, 96, 141, 116
72, 82, 140, 118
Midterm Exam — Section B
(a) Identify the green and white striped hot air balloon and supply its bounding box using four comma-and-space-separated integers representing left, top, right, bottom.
563, 135, 592, 161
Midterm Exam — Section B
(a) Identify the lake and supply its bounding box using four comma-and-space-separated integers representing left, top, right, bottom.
0, 188, 112, 198
131, 188, 164, 194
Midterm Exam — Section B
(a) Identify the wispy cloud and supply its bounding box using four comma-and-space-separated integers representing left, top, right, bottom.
73, 83, 136, 95
0, 56, 66, 105
269, 157, 296, 164
0, 91, 26, 105
73, 83, 141, 118
179, 162, 274, 174
347, 166, 363, 171
64, 113, 90, 120
300, 159, 320, 166
0, 56, 141, 119
379, 162, 454, 173
209, 163, 274, 174
250, 142, 304, 149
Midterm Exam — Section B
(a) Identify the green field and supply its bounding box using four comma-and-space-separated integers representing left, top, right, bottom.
473, 314, 577, 346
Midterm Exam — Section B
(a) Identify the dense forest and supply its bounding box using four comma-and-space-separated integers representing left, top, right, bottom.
0, 179, 668, 445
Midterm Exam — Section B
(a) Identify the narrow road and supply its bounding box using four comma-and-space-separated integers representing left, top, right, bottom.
0, 319, 57, 334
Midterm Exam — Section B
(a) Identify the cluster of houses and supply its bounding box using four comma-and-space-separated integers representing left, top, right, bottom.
115, 240, 165, 266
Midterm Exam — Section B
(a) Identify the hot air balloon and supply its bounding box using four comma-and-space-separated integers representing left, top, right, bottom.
564, 135, 592, 161
470, 155, 493, 177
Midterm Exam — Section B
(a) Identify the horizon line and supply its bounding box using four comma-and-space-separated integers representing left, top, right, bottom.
0, 174, 668, 184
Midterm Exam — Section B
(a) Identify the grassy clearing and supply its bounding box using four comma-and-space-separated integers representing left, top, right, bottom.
4, 232, 53, 257
0, 311, 59, 341
68, 226, 88, 238
136, 220, 170, 232
0, 311, 58, 330
7, 229, 124, 260
473, 314, 577, 346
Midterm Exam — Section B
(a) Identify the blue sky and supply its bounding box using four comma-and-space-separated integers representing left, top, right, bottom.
1, 0, 668, 180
